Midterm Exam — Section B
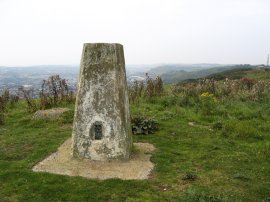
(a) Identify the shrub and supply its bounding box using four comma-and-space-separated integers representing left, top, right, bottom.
2, 89, 10, 103
199, 92, 217, 115
182, 172, 198, 181
128, 80, 145, 104
8, 94, 19, 107
40, 75, 75, 109
171, 83, 200, 107
131, 116, 159, 135
144, 74, 165, 99
128, 75, 165, 104
174, 77, 270, 102
18, 87, 38, 112
19, 75, 76, 112
212, 121, 223, 130
177, 93, 198, 107
198, 79, 217, 94
0, 89, 17, 125
0, 96, 6, 125
239, 78, 256, 90
159, 95, 178, 107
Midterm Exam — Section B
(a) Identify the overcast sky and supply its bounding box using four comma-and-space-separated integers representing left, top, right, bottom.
0, 0, 270, 66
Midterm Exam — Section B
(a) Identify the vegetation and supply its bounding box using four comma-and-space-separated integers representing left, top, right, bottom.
19, 75, 75, 112
0, 69, 270, 201
131, 116, 158, 135
160, 64, 254, 84
0, 92, 7, 125
128, 74, 164, 104
205, 67, 270, 81
0, 90, 19, 125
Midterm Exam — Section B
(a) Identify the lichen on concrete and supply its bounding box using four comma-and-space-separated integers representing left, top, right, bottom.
72, 43, 132, 161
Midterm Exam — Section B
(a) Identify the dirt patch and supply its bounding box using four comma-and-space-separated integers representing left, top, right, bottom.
32, 138, 155, 180
32, 108, 69, 120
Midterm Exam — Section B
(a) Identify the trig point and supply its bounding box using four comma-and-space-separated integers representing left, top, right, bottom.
33, 43, 155, 179
71, 43, 132, 161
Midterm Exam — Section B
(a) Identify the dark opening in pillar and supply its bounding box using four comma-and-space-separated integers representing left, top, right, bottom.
92, 121, 102, 140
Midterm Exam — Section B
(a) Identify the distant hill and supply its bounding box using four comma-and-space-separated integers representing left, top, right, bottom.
205, 67, 254, 80
147, 63, 227, 76
159, 65, 255, 84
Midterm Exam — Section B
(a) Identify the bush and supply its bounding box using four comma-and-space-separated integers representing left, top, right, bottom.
128, 80, 145, 104
173, 77, 270, 102
159, 95, 177, 107
18, 87, 38, 112
177, 93, 199, 107
212, 121, 223, 130
128, 75, 165, 104
0, 96, 6, 125
0, 90, 17, 125
131, 116, 159, 135
19, 75, 76, 112
199, 92, 218, 115
40, 75, 75, 109
182, 172, 198, 181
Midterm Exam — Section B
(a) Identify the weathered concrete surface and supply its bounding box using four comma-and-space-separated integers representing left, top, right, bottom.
72, 43, 132, 161
32, 138, 155, 180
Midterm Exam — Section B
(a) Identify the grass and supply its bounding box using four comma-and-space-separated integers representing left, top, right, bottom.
1, 93, 270, 201
246, 70, 270, 80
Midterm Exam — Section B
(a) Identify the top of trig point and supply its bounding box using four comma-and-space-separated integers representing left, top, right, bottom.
83, 42, 123, 46
81, 43, 125, 65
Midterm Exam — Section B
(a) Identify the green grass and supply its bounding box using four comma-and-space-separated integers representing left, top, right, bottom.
0, 97, 270, 201
246, 70, 270, 80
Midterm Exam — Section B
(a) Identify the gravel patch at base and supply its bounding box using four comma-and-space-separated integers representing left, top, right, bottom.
32, 138, 155, 180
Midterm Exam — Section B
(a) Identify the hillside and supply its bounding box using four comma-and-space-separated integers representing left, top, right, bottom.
205, 68, 270, 80
160, 64, 255, 84
0, 70, 270, 201
147, 63, 226, 75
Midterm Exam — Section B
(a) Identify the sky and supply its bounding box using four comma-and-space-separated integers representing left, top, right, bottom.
0, 0, 270, 66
